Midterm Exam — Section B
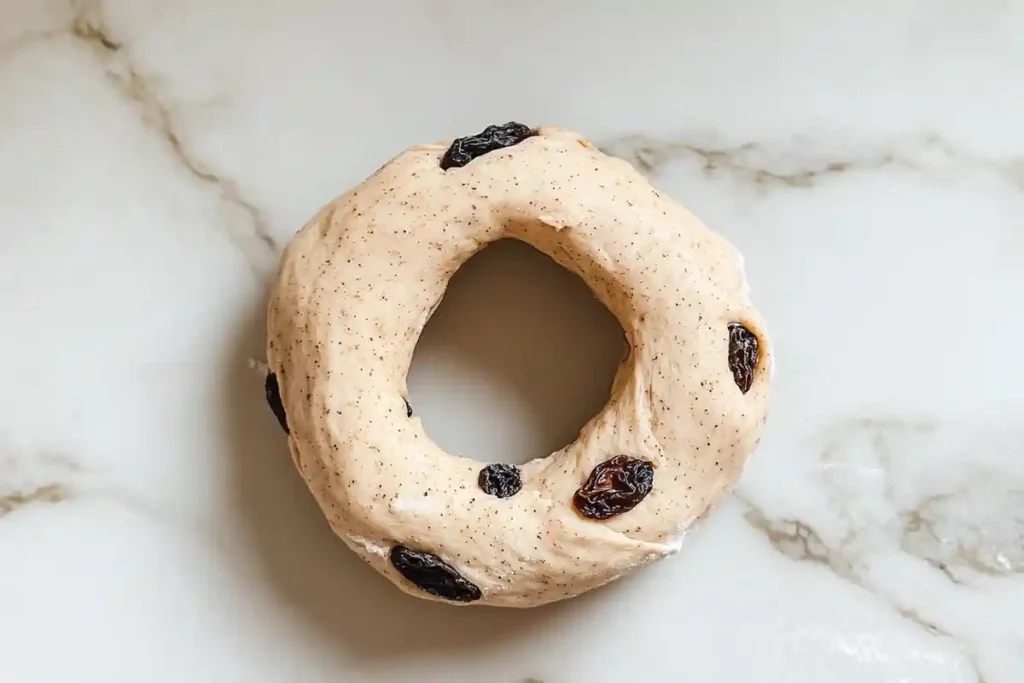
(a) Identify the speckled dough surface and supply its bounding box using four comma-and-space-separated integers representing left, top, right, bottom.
265, 126, 772, 608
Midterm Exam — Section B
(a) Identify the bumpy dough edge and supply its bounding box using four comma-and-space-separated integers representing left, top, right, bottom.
266, 126, 772, 607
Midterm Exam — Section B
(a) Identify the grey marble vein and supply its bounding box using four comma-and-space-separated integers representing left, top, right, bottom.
737, 416, 1024, 682
739, 501, 854, 576
0, 452, 81, 518
600, 133, 1024, 193
740, 492, 989, 682
0, 448, 231, 558
901, 487, 1024, 583
0, 482, 73, 516
600, 135, 889, 188
741, 493, 957, 639
68, 0, 279, 276
819, 417, 1023, 584
743, 417, 1024, 586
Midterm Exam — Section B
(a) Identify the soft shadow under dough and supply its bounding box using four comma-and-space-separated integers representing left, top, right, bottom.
408, 238, 625, 465
219, 254, 630, 662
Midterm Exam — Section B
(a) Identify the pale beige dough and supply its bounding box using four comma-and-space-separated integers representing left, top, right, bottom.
266, 126, 772, 607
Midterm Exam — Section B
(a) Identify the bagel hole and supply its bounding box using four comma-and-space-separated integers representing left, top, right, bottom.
408, 239, 624, 465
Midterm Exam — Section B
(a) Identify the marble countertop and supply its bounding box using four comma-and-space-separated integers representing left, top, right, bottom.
2, 1, 1022, 681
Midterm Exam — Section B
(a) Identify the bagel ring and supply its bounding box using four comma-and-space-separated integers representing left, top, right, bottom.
265, 123, 772, 608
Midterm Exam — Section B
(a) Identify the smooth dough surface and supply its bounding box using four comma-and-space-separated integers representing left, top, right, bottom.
266, 126, 772, 608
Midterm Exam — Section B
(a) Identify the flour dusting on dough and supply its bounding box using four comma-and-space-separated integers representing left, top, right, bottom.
390, 495, 439, 515
348, 535, 389, 559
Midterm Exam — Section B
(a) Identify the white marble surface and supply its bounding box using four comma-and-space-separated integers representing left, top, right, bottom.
2, 1, 1023, 681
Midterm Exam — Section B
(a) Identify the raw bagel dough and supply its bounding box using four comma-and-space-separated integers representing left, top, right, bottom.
265, 126, 772, 608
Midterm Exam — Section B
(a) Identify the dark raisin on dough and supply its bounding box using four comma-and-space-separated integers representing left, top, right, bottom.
478, 463, 523, 498
265, 373, 289, 434
389, 545, 482, 602
573, 455, 654, 520
440, 122, 536, 170
728, 323, 760, 394
404, 398, 413, 417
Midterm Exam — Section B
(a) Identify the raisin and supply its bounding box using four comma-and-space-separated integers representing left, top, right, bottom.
573, 455, 654, 520
404, 398, 413, 417
478, 464, 522, 498
389, 545, 482, 602
728, 323, 759, 394
265, 372, 289, 434
440, 122, 535, 170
